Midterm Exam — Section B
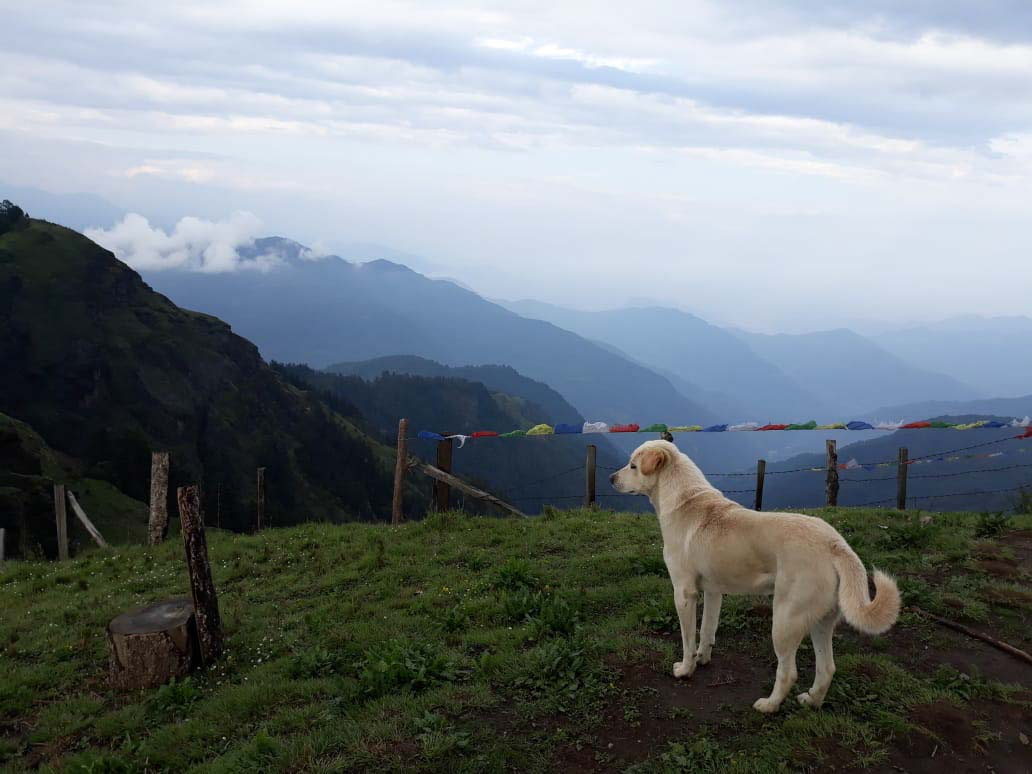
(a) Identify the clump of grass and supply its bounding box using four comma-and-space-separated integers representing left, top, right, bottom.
493, 558, 539, 591
149, 677, 200, 719
974, 511, 1009, 539
630, 555, 667, 577
288, 647, 348, 679
357, 639, 454, 698
635, 600, 678, 634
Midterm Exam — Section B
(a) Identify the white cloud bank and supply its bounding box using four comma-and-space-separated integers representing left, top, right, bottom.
86, 212, 280, 273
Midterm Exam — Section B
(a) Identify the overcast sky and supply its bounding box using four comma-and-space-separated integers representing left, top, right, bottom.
2, 1, 1032, 331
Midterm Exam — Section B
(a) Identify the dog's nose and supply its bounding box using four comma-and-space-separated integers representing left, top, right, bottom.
609, 473, 616, 484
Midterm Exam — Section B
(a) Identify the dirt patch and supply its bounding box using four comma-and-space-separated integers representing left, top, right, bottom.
973, 559, 1022, 579
553, 647, 771, 771
887, 698, 1032, 774
1000, 530, 1032, 568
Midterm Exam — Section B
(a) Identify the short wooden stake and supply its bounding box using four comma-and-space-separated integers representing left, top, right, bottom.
392, 418, 408, 525
177, 486, 223, 664
54, 484, 69, 561
754, 459, 766, 511
256, 467, 266, 531
148, 451, 170, 545
584, 444, 597, 508
433, 438, 454, 511
0, 528, 6, 566
896, 447, 909, 510
825, 440, 839, 507
67, 491, 108, 548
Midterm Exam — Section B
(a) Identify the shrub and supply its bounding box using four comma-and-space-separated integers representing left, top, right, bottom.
357, 639, 454, 698
975, 511, 1009, 539
1014, 487, 1032, 515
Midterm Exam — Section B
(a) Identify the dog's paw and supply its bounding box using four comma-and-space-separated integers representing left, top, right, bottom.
752, 697, 780, 714
672, 658, 697, 679
796, 691, 822, 708
694, 646, 712, 665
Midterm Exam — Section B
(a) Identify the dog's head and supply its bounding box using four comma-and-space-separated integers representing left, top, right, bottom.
609, 440, 677, 495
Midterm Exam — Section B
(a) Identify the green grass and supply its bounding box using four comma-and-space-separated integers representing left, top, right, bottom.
1, 507, 1029, 772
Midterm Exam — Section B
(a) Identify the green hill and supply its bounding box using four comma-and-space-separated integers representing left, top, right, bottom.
274, 363, 631, 512
0, 208, 393, 532
1, 507, 1029, 771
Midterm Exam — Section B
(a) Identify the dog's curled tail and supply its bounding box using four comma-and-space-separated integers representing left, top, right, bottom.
833, 548, 901, 635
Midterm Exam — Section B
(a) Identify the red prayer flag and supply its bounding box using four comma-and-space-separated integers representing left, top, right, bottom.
471, 431, 499, 438
758, 424, 789, 431
901, 421, 932, 429
610, 424, 641, 433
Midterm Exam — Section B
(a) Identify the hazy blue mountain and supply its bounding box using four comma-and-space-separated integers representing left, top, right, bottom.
874, 316, 1032, 398
503, 301, 829, 420
735, 328, 981, 417
0, 183, 125, 232
868, 395, 1032, 423
144, 238, 715, 427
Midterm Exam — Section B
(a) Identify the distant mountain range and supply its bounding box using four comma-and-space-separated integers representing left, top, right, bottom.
504, 301, 983, 420
143, 237, 715, 427
874, 316, 1032, 398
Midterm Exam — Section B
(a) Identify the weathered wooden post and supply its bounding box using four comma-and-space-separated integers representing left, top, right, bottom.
754, 459, 766, 511
0, 527, 5, 566
433, 438, 453, 511
256, 467, 266, 531
177, 485, 223, 664
67, 491, 108, 548
392, 418, 408, 525
148, 451, 170, 545
584, 444, 597, 508
825, 440, 839, 507
896, 447, 909, 510
54, 483, 69, 561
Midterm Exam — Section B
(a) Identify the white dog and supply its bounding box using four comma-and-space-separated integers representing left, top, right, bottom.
610, 440, 900, 713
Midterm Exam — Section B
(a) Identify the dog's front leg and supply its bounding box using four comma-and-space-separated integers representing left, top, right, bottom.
672, 583, 698, 678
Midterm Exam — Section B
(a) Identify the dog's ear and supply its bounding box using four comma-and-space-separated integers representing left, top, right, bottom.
639, 447, 669, 476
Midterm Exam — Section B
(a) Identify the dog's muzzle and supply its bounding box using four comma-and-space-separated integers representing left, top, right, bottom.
609, 472, 617, 484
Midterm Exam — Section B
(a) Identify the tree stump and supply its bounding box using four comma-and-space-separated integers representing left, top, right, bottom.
107, 597, 199, 690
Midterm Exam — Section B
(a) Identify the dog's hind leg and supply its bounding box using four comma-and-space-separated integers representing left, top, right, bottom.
753, 598, 808, 713
798, 611, 839, 708
695, 591, 722, 665
672, 583, 698, 678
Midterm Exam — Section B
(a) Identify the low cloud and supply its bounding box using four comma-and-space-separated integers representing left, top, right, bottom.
86, 212, 279, 273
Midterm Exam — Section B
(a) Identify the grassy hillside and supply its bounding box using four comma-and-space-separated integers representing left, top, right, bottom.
1, 508, 1029, 772
0, 413, 149, 556
0, 215, 395, 531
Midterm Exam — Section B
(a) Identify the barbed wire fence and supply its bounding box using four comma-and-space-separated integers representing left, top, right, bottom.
403, 428, 1032, 517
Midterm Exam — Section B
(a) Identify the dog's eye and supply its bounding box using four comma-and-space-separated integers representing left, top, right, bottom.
629, 463, 637, 470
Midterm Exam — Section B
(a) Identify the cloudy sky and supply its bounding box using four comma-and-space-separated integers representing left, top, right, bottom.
2, 1, 1032, 330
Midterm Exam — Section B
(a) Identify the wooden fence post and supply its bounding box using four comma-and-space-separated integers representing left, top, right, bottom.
584, 444, 597, 508
148, 451, 170, 545
256, 467, 266, 531
392, 418, 408, 525
54, 483, 68, 561
825, 440, 839, 507
0, 528, 5, 566
897, 447, 909, 510
433, 438, 453, 511
754, 459, 766, 511
177, 485, 223, 664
